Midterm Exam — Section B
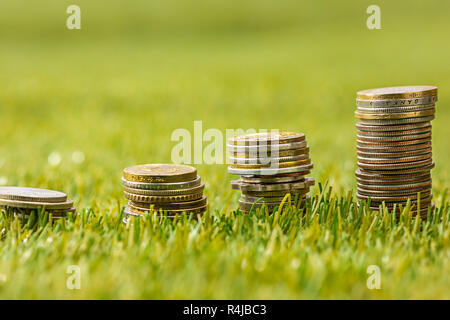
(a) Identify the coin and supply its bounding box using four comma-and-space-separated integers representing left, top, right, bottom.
356, 180, 431, 191
229, 154, 310, 165
356, 95, 438, 107
356, 126, 431, 136
230, 148, 309, 158
356, 115, 435, 125
125, 203, 207, 216
357, 147, 432, 158
357, 158, 433, 170
356, 104, 435, 114
243, 188, 310, 197
356, 192, 431, 202
235, 177, 315, 192
356, 141, 431, 153
356, 132, 431, 141
357, 153, 432, 164
231, 159, 311, 169
355, 109, 435, 120
241, 174, 307, 184
123, 164, 197, 183
0, 187, 67, 203
124, 191, 204, 203
122, 183, 204, 196
228, 163, 314, 176
121, 175, 201, 190
129, 195, 207, 210
356, 86, 438, 100
0, 198, 74, 210
356, 121, 431, 132
227, 141, 308, 153
356, 137, 430, 146
228, 132, 305, 146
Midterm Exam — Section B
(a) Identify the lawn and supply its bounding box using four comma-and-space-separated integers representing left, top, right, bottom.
0, 0, 448, 299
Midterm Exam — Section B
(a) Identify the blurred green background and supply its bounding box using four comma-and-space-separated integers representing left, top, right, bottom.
0, 0, 448, 299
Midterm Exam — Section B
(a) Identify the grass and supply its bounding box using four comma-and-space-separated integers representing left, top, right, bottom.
0, 0, 449, 299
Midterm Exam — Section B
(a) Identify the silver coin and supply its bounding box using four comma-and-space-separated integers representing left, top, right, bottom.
241, 175, 306, 184
229, 154, 309, 165
357, 115, 435, 125
0, 198, 74, 210
357, 158, 433, 170
356, 132, 431, 141
226, 141, 307, 153
356, 95, 437, 108
233, 177, 315, 192
0, 187, 67, 203
357, 153, 432, 164
228, 163, 314, 176
121, 175, 201, 190
356, 180, 431, 190
356, 121, 431, 132
356, 104, 435, 114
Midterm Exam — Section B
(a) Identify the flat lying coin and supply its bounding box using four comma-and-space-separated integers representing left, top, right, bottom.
356, 132, 431, 142
0, 187, 67, 203
124, 191, 204, 203
357, 153, 432, 164
228, 163, 314, 176
356, 104, 435, 114
229, 154, 309, 165
121, 176, 201, 190
356, 141, 431, 153
235, 177, 315, 192
357, 147, 432, 158
243, 188, 310, 197
356, 180, 431, 191
356, 137, 430, 146
356, 192, 431, 202
356, 95, 437, 107
230, 148, 309, 158
227, 141, 308, 153
129, 195, 207, 210
231, 159, 311, 169
228, 132, 305, 146
126, 203, 207, 216
356, 86, 438, 100
0, 198, 74, 210
356, 126, 431, 136
123, 164, 197, 183
122, 183, 204, 196
357, 115, 435, 125
241, 174, 307, 184
356, 121, 431, 132
357, 158, 433, 170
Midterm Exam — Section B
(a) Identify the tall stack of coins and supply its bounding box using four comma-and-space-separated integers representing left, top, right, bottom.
355, 86, 437, 216
0, 187, 76, 219
122, 164, 208, 220
228, 132, 315, 213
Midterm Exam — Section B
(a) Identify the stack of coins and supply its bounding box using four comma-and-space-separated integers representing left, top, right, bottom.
0, 187, 75, 219
121, 164, 208, 220
228, 132, 315, 213
355, 86, 437, 217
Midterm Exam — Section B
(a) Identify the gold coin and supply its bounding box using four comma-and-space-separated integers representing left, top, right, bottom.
129, 195, 207, 210
122, 183, 204, 196
123, 164, 197, 183
355, 109, 435, 120
356, 86, 438, 100
0, 198, 74, 210
228, 132, 305, 146
124, 191, 203, 203
231, 159, 311, 169
231, 148, 309, 158
126, 203, 208, 216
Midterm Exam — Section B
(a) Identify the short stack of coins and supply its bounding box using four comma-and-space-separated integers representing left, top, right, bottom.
0, 186, 76, 219
228, 132, 315, 213
355, 86, 437, 217
122, 164, 208, 221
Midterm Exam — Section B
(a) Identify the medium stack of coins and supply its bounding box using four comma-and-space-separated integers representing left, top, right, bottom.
228, 132, 315, 213
0, 186, 75, 219
355, 86, 437, 217
121, 164, 208, 220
